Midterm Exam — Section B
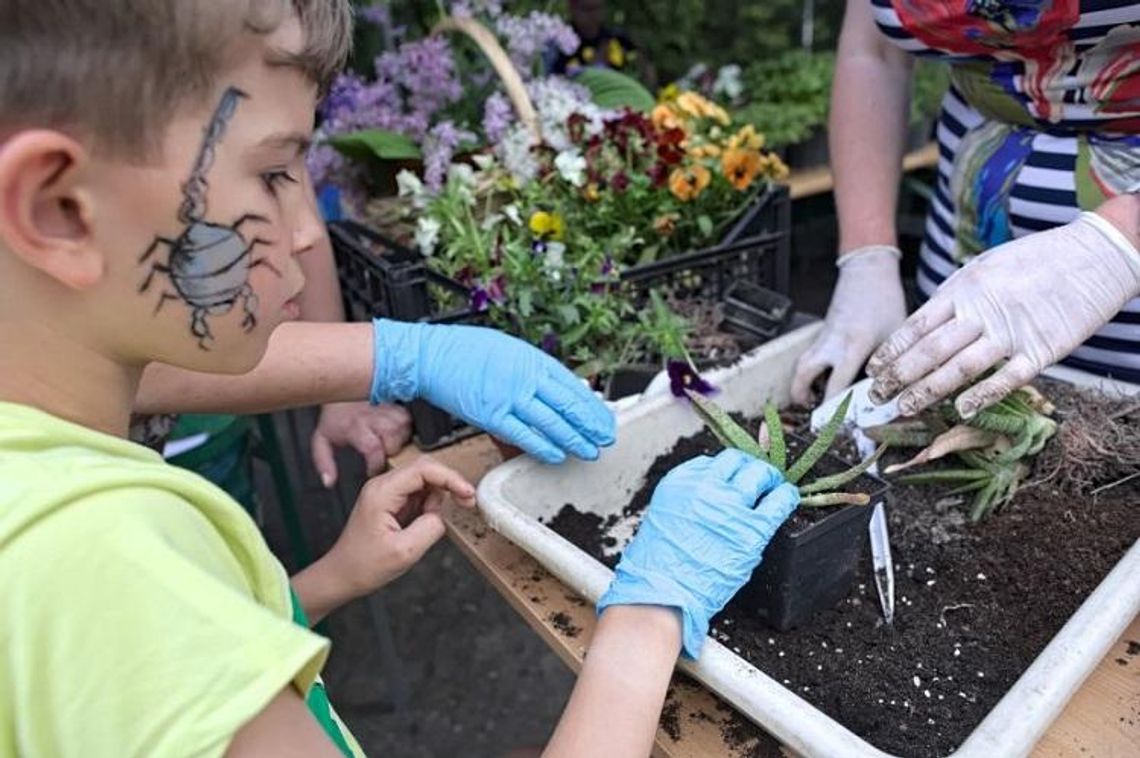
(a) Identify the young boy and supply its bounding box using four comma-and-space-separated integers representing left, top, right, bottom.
0, 2, 797, 756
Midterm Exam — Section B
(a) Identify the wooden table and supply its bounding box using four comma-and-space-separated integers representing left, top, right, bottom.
786, 142, 939, 201
392, 435, 1140, 757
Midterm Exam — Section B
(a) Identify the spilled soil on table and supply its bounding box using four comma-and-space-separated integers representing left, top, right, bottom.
545, 383, 1140, 756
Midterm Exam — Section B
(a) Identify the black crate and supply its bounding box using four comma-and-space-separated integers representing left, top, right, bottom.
330, 185, 792, 450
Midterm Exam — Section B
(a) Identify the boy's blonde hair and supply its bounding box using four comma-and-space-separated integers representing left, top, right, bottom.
0, 0, 352, 159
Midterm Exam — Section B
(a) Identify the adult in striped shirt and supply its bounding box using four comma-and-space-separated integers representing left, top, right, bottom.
792, 0, 1140, 420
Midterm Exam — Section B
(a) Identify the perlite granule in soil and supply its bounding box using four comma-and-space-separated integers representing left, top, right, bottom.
543, 384, 1140, 757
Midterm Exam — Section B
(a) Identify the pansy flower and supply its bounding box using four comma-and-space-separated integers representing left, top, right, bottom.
667, 359, 716, 398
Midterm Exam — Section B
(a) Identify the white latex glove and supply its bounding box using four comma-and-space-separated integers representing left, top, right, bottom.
867, 212, 1140, 418
791, 245, 907, 405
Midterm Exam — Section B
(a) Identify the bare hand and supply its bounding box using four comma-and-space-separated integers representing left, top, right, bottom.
325, 457, 476, 595
310, 401, 412, 486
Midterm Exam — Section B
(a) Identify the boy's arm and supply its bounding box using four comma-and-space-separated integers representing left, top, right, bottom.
544, 606, 681, 757
225, 688, 344, 758
543, 451, 798, 757
134, 322, 374, 415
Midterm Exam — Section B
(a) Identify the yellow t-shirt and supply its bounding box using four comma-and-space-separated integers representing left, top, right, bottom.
0, 402, 361, 757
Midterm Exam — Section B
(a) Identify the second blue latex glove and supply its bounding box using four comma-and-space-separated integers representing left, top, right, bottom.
370, 319, 616, 464
597, 449, 799, 658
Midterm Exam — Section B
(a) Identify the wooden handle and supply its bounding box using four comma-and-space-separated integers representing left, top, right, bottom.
432, 15, 541, 142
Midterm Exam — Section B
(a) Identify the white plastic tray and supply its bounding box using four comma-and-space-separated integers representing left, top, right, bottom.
477, 324, 1140, 757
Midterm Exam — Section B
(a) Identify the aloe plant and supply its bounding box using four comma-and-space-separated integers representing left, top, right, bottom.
685, 390, 885, 507
866, 387, 1056, 521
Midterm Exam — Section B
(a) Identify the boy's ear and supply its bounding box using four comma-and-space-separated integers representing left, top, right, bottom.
0, 130, 103, 290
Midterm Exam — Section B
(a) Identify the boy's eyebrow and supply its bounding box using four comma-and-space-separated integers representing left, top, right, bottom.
257, 132, 312, 156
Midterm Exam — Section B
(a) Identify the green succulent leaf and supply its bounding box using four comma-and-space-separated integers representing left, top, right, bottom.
684, 390, 766, 460
786, 392, 852, 484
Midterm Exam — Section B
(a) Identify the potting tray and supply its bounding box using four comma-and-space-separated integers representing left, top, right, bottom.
476, 323, 1140, 758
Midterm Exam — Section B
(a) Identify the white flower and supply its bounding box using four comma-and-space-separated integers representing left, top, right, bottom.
480, 213, 503, 231
396, 169, 429, 210
448, 162, 476, 187
495, 125, 540, 184
528, 77, 606, 152
415, 216, 441, 256
447, 163, 477, 205
472, 153, 497, 171
503, 204, 523, 226
543, 241, 566, 281
714, 64, 744, 102
554, 149, 587, 187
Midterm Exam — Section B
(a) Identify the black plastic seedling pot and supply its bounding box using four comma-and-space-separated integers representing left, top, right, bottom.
737, 437, 891, 632
721, 280, 793, 342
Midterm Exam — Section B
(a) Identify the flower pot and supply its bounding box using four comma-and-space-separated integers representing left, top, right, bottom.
739, 437, 890, 631
721, 280, 793, 343
604, 364, 661, 400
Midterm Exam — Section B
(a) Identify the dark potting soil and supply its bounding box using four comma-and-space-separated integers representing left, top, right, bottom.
548, 394, 1140, 757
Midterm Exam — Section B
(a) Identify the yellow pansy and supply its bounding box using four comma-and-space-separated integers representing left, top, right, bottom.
651, 104, 686, 133
728, 124, 765, 151
607, 38, 625, 68
722, 148, 764, 191
668, 164, 711, 202
529, 210, 565, 240
688, 143, 722, 160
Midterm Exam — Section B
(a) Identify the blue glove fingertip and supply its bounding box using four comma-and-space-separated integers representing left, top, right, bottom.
755, 481, 800, 523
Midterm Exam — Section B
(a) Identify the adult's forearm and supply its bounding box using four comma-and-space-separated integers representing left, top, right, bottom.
544, 606, 681, 758
1097, 191, 1140, 252
134, 322, 374, 415
831, 0, 915, 254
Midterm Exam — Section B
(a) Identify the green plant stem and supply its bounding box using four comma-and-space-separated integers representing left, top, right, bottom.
800, 492, 870, 507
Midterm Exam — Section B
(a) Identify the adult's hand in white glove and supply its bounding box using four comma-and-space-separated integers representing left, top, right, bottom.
791, 246, 908, 405
868, 211, 1140, 418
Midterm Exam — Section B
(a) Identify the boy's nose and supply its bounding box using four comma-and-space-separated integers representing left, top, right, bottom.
293, 170, 326, 257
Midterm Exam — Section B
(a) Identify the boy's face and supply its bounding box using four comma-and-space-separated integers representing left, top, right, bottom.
83, 16, 322, 373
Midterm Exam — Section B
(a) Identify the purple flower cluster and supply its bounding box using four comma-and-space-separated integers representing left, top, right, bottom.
495, 12, 579, 72
374, 37, 463, 132
482, 92, 514, 144
450, 0, 504, 19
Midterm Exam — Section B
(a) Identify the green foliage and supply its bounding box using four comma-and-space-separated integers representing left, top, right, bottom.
608, 0, 844, 85
881, 387, 1057, 521
575, 68, 656, 111
911, 59, 951, 126
736, 51, 834, 148
684, 390, 876, 507
329, 129, 423, 161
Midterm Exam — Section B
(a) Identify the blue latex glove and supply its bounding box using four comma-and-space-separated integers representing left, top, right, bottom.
597, 449, 799, 659
370, 319, 616, 464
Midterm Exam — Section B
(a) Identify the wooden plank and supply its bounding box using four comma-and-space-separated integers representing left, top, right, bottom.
389, 436, 1139, 756
1031, 615, 1140, 757
787, 142, 939, 200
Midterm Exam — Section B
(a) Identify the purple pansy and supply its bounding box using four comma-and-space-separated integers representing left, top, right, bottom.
667, 360, 716, 398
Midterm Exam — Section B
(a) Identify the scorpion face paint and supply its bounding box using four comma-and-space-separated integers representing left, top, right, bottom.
137, 87, 283, 350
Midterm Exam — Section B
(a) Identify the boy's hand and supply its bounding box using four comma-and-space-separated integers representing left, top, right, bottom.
597, 450, 798, 659
326, 457, 476, 595
369, 319, 616, 464
310, 401, 412, 487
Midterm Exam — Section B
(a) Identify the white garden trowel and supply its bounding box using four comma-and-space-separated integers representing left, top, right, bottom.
809, 378, 900, 625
